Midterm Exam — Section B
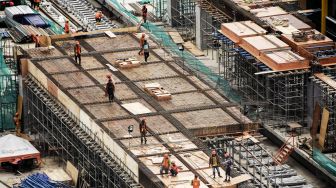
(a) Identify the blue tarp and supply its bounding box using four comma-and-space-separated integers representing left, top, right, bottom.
15, 173, 70, 188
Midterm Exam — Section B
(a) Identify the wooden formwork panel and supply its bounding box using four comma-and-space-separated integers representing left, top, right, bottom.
52, 72, 95, 88
84, 35, 139, 52
261, 14, 311, 31
227, 107, 252, 124
37, 58, 79, 74
85, 103, 129, 120
152, 48, 174, 61
158, 92, 215, 111
120, 136, 169, 156
26, 48, 63, 58
187, 76, 211, 90
68, 86, 106, 104
250, 6, 287, 18
167, 62, 191, 76
79, 56, 105, 70
136, 77, 197, 94
205, 90, 229, 104
112, 83, 138, 100
178, 151, 209, 169
102, 118, 139, 138
54, 40, 88, 55
103, 50, 159, 66
220, 21, 266, 43
141, 115, 177, 134
120, 99, 157, 113
87, 69, 121, 84
172, 108, 238, 130
120, 63, 178, 81
159, 133, 198, 152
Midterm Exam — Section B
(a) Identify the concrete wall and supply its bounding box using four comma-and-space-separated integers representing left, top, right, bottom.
27, 60, 139, 181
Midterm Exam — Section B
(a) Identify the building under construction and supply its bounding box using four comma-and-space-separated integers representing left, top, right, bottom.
0, 0, 336, 188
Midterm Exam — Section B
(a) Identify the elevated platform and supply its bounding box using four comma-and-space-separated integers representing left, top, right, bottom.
20, 30, 255, 187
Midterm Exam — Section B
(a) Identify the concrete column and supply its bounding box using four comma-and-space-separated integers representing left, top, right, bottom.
167, 0, 179, 27
196, 5, 211, 50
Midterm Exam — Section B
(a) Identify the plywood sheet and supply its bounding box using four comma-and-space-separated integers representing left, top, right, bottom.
183, 41, 204, 57
220, 21, 267, 43
242, 35, 290, 53
250, 6, 287, 18
66, 161, 78, 186
311, 102, 321, 138
319, 108, 329, 149
178, 151, 209, 169
168, 30, 184, 44
159, 133, 198, 151
37, 58, 79, 74
222, 174, 252, 187
122, 102, 152, 115
85, 103, 129, 120
314, 73, 336, 90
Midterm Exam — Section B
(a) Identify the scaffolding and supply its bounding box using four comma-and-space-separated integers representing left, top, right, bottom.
0, 38, 17, 131
24, 74, 141, 188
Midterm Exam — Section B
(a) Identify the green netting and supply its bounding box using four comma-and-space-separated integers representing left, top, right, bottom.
313, 148, 336, 176
108, 0, 241, 102
0, 48, 17, 131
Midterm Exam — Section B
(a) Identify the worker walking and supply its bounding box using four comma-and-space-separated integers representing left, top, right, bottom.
74, 41, 81, 66
138, 33, 146, 55
139, 118, 148, 144
95, 11, 103, 23
143, 40, 150, 62
105, 76, 115, 103
64, 20, 70, 34
209, 150, 222, 178
142, 5, 148, 23
223, 156, 233, 182
170, 161, 179, 176
160, 154, 171, 176
191, 175, 200, 188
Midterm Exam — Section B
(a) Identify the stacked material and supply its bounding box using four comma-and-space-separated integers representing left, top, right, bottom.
116, 58, 141, 68
270, 175, 306, 186
5, 5, 50, 28
144, 83, 172, 101
8, 25, 53, 43
14, 173, 70, 188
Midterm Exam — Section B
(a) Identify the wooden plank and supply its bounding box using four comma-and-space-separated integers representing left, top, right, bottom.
183, 41, 205, 57
250, 6, 287, 18
311, 102, 321, 138
168, 30, 184, 44
319, 107, 329, 149
314, 73, 336, 90
66, 161, 79, 186
220, 21, 267, 43
222, 174, 252, 187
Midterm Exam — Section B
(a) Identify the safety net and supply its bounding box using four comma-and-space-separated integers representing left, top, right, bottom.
107, 0, 241, 102
313, 148, 336, 176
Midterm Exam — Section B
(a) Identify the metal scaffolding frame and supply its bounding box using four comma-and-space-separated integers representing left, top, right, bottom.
24, 74, 141, 188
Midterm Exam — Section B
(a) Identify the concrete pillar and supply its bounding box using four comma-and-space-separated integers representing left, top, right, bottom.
196, 5, 211, 50
167, 0, 179, 27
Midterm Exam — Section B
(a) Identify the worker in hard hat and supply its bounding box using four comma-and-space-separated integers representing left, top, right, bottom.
191, 175, 200, 188
105, 76, 115, 103
13, 112, 21, 136
34, 0, 41, 11
142, 5, 148, 23
95, 11, 103, 23
74, 41, 81, 66
138, 33, 146, 55
160, 154, 171, 176
170, 161, 179, 177
139, 118, 148, 144
142, 40, 150, 62
209, 149, 222, 178
64, 19, 70, 34
222, 155, 233, 182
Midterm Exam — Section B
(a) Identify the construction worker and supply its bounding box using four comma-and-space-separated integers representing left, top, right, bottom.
209, 150, 222, 178
191, 175, 200, 188
139, 118, 148, 144
32, 34, 40, 48
34, 0, 41, 11
160, 154, 171, 176
142, 5, 148, 23
13, 112, 21, 136
222, 156, 233, 182
138, 33, 146, 55
170, 161, 179, 176
105, 76, 115, 103
74, 41, 81, 66
95, 11, 103, 23
143, 40, 150, 62
64, 19, 70, 34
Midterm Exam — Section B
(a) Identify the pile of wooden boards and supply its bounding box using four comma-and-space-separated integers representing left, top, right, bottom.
116, 58, 141, 69
144, 83, 172, 101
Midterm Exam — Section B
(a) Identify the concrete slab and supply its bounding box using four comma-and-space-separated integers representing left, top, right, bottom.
120, 136, 168, 156
159, 133, 198, 152
139, 155, 188, 175
68, 86, 106, 104
52, 72, 95, 88
87, 69, 121, 84
114, 83, 138, 100
79, 56, 105, 70
103, 50, 159, 65
206, 90, 229, 104
84, 35, 138, 51
26, 47, 63, 58
142, 115, 177, 134
120, 99, 157, 113
102, 118, 139, 138
136, 77, 197, 94
152, 48, 174, 61
122, 102, 152, 115
54, 40, 88, 55
85, 103, 129, 120
158, 92, 215, 111
178, 151, 210, 169
37, 58, 79, 74
196, 168, 227, 187
187, 76, 211, 90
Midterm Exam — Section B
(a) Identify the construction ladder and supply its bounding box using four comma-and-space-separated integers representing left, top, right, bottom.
273, 135, 295, 165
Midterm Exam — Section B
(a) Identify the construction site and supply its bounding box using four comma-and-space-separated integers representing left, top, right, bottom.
0, 0, 336, 188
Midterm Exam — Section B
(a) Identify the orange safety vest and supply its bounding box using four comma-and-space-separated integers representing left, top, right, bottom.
140, 37, 145, 47
34, 0, 41, 3
74, 44, 81, 54
64, 22, 70, 33
162, 158, 170, 168
192, 179, 200, 188
95, 12, 102, 19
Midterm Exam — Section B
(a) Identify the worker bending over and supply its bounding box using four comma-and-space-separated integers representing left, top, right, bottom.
142, 5, 147, 23
95, 11, 103, 23
139, 118, 148, 144
209, 150, 222, 178
32, 34, 40, 48
170, 161, 179, 176
105, 76, 115, 103
160, 154, 171, 176
191, 175, 200, 188
74, 41, 81, 66
64, 20, 70, 34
